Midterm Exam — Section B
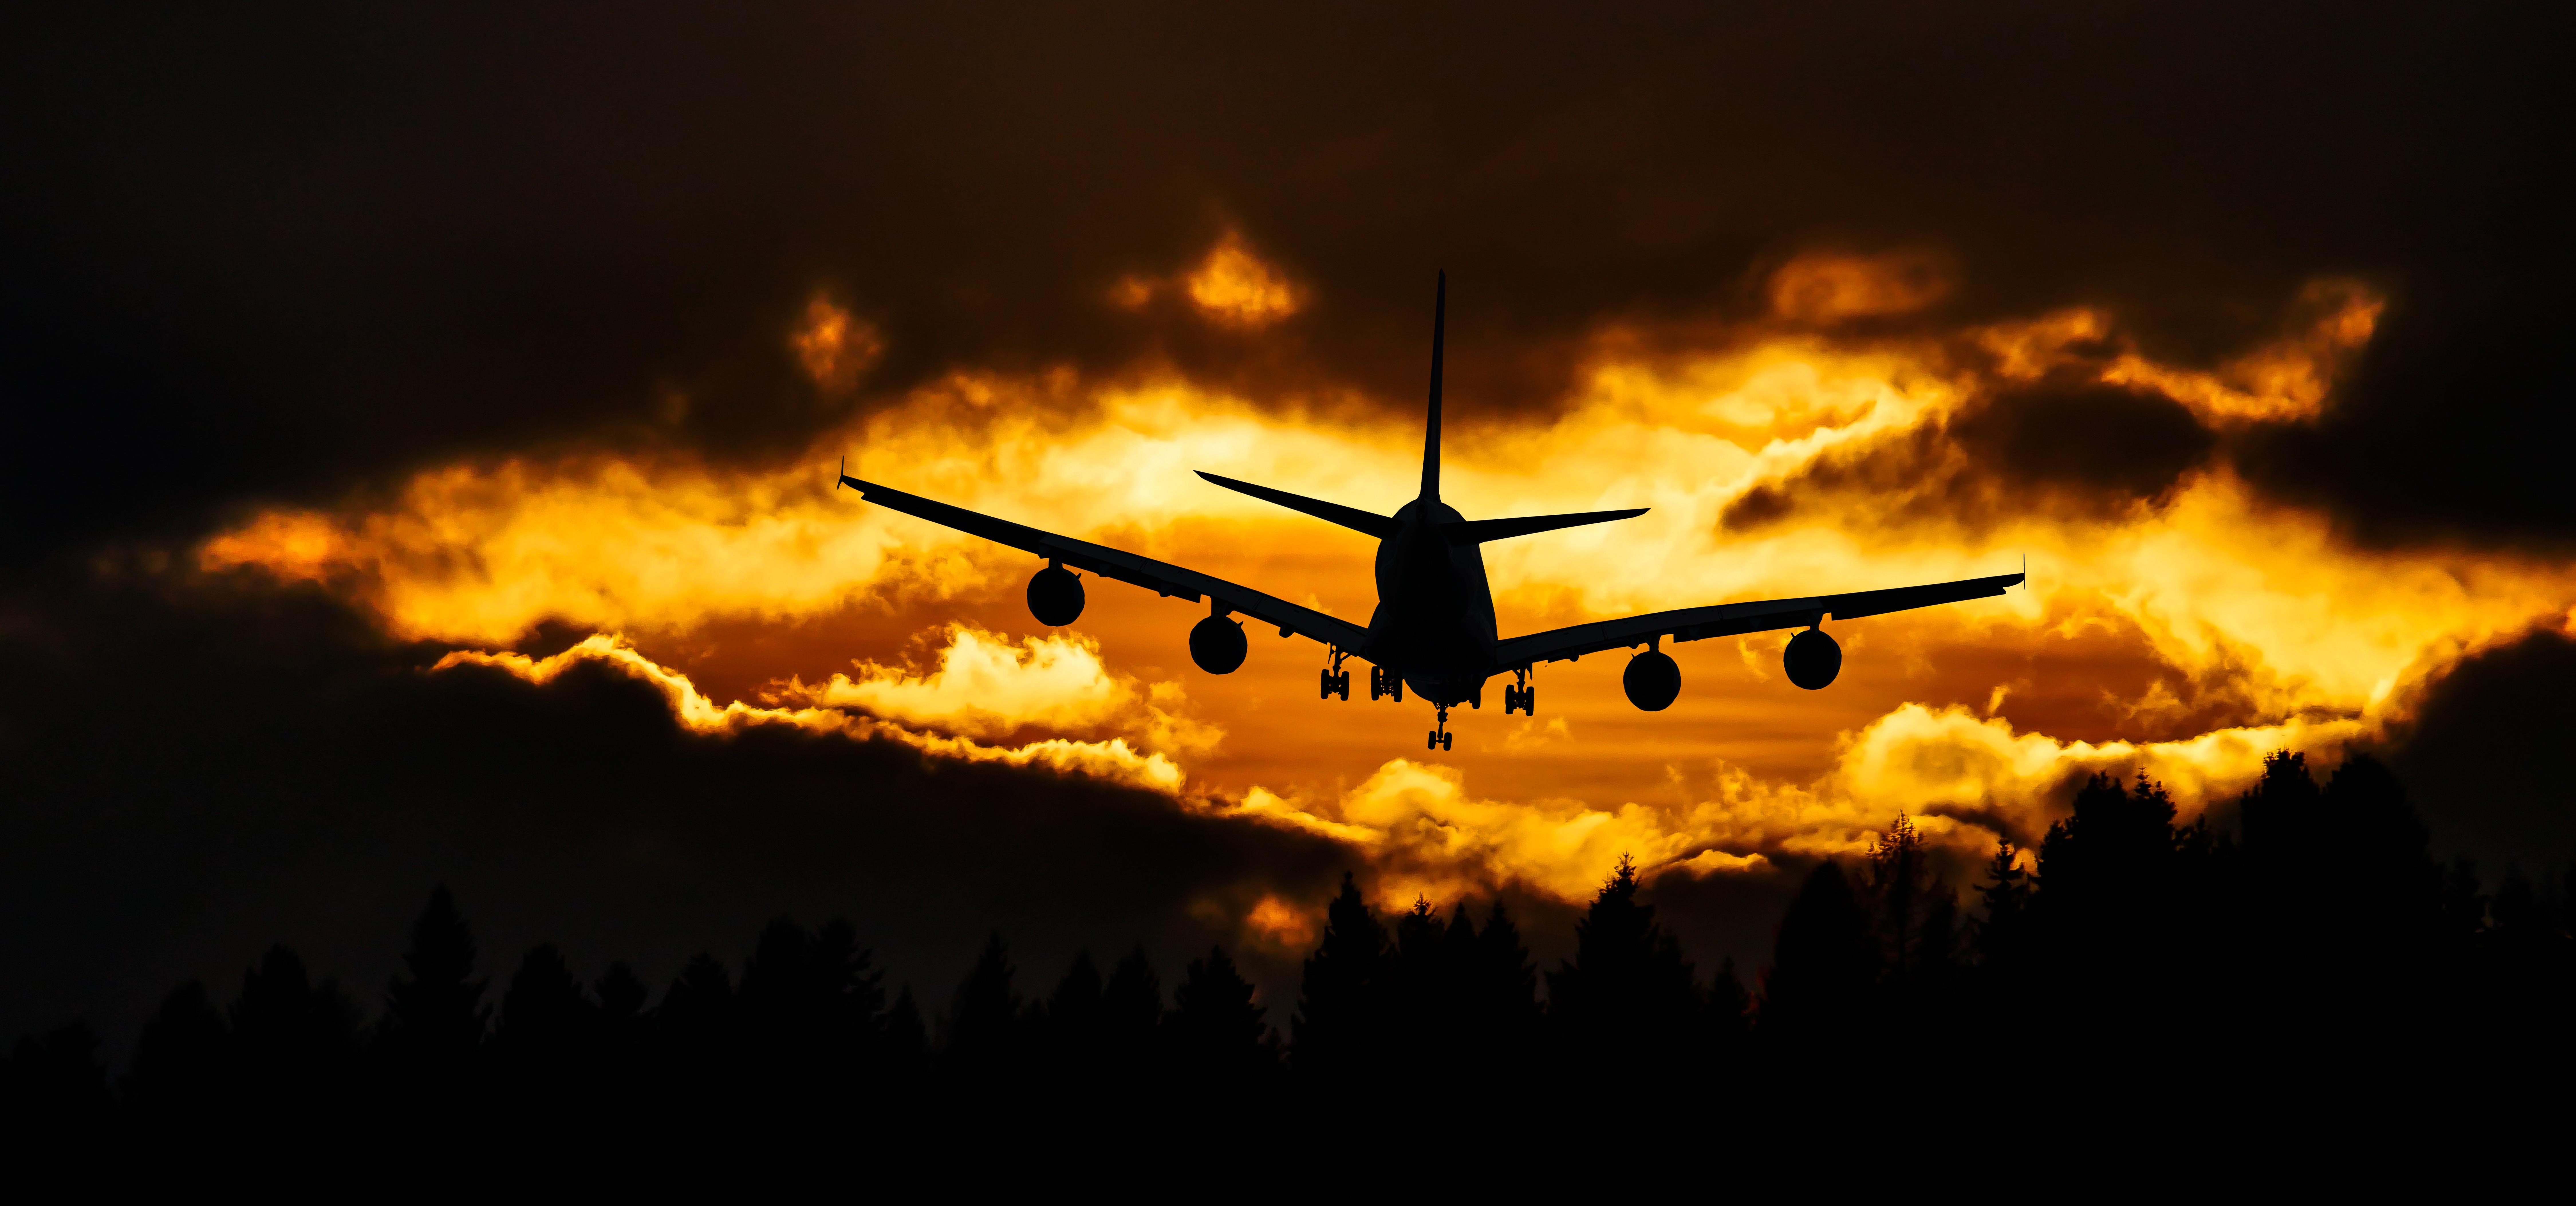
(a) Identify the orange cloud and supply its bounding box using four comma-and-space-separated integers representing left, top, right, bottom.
437, 634, 1187, 793
1184, 232, 1301, 327
775, 623, 1223, 757
791, 296, 884, 393
194, 265, 2576, 906
1768, 250, 1951, 323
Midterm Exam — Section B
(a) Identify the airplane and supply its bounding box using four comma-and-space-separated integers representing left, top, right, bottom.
837, 272, 2023, 752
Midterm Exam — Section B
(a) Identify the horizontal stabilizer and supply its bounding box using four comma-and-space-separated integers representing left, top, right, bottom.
1444, 508, 1648, 543
1196, 471, 1400, 538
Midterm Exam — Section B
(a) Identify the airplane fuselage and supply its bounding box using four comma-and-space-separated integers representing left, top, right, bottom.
1361, 498, 1499, 707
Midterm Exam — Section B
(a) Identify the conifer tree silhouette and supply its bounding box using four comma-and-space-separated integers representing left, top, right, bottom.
0, 1022, 110, 1138
1168, 945, 1275, 1089
1704, 957, 1751, 1060
594, 961, 650, 1053
881, 986, 930, 1087
379, 884, 490, 1085
230, 944, 361, 1111
1292, 872, 1388, 1078
1387, 896, 1460, 1080
943, 931, 1024, 1093
1471, 901, 1539, 1032
1757, 861, 1875, 1061
1101, 945, 1164, 1095
657, 952, 739, 1096
125, 979, 232, 1117
1041, 949, 1106, 1085
492, 943, 594, 1096
1853, 815, 1966, 1030
738, 916, 885, 1107
1548, 855, 1697, 1074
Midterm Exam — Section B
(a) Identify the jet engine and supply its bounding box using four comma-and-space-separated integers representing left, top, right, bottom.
1783, 628, 1842, 690
1026, 565, 1085, 626
1623, 649, 1681, 711
1189, 614, 1247, 674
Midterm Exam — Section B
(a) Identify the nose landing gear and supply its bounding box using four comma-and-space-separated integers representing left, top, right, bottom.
1318, 647, 1352, 700
1427, 705, 1452, 752
1502, 664, 1536, 715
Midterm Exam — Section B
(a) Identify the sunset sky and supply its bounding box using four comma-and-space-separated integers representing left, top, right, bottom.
6, 2, 2569, 1040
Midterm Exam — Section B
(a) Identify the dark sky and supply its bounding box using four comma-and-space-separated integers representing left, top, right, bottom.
3, 2, 2569, 1046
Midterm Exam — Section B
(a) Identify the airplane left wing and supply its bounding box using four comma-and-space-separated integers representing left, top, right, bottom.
839, 475, 1373, 652
1490, 571, 2025, 670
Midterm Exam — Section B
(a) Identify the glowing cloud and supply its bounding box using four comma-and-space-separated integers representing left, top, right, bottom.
791, 296, 885, 393
1768, 250, 1951, 323
1184, 232, 1301, 327
777, 624, 1223, 757
194, 263, 2576, 908
437, 634, 1188, 793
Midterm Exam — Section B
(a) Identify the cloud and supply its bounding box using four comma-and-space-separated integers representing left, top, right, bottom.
0, 577, 1352, 1049
778, 624, 1225, 758
791, 296, 885, 395
189, 289, 2576, 900
1767, 251, 1952, 324
1183, 233, 1302, 329
436, 634, 1191, 794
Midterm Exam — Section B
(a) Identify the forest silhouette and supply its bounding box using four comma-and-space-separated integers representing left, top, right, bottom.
5, 750, 2571, 1160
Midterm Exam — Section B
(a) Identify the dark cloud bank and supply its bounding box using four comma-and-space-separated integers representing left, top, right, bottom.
5, 2, 2569, 567
2, 3, 2569, 1040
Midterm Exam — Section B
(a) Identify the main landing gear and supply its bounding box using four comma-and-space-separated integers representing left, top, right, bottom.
1428, 705, 1452, 751
1318, 647, 1352, 701
1369, 664, 1404, 702
1501, 665, 1536, 715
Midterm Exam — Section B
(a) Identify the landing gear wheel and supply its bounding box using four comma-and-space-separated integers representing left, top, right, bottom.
1319, 668, 1335, 700
1441, 732, 1453, 751
1427, 730, 1438, 750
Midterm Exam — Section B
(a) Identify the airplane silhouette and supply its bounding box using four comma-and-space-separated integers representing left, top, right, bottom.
840, 273, 2023, 751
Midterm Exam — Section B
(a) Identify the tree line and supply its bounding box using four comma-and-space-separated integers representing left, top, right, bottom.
5, 750, 2571, 1153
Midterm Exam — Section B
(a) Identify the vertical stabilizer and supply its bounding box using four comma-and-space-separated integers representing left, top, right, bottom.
1421, 271, 1446, 503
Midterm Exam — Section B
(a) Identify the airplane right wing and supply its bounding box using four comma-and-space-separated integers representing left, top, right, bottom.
1490, 571, 2025, 670
840, 475, 1373, 653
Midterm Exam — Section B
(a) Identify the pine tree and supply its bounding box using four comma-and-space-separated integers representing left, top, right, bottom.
1705, 957, 1752, 1058
1471, 902, 1539, 1034
379, 884, 490, 1080
491, 943, 593, 1088
126, 980, 232, 1116
1860, 815, 1937, 1000
1291, 872, 1388, 1079
1168, 945, 1275, 1089
0, 1022, 110, 1134
1973, 841, 2032, 966
1548, 855, 1698, 1073
230, 945, 361, 1109
880, 986, 930, 1087
656, 952, 738, 1093
1042, 949, 1105, 1082
1758, 861, 1876, 1058
594, 961, 650, 1053
943, 930, 1024, 1090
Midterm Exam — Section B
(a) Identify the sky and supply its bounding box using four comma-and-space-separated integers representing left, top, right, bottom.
4, 1, 2571, 1043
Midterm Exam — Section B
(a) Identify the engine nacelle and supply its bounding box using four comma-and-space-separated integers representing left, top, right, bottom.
1189, 614, 1247, 674
1623, 649, 1681, 711
1784, 628, 1842, 690
1026, 565, 1085, 626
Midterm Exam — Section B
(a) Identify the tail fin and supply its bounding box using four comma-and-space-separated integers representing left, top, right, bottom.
1421, 271, 1445, 503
